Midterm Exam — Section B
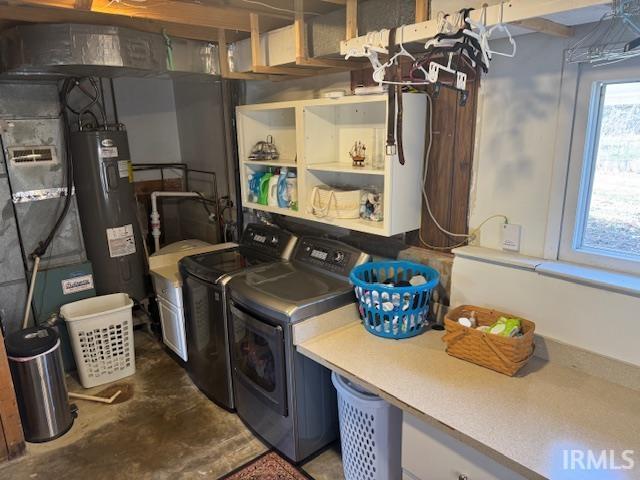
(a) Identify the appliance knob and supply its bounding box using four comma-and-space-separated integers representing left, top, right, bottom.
270, 235, 279, 245
333, 250, 345, 263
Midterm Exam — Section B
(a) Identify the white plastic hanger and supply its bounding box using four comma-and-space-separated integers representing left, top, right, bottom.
485, 2, 517, 58
427, 52, 467, 90
464, 2, 516, 68
371, 26, 430, 85
463, 5, 492, 67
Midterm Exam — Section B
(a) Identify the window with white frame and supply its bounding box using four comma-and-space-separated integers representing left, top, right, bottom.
560, 61, 640, 275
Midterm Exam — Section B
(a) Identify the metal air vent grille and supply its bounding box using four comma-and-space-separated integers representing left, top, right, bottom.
8, 146, 57, 165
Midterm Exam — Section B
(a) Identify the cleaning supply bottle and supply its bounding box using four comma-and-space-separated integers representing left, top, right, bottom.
248, 171, 264, 203
277, 168, 289, 208
267, 172, 279, 207
258, 172, 272, 205
286, 170, 298, 211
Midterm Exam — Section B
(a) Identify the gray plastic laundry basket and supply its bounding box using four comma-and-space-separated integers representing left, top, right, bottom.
332, 372, 402, 480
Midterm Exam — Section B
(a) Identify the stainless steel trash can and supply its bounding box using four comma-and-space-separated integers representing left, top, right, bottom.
5, 326, 77, 442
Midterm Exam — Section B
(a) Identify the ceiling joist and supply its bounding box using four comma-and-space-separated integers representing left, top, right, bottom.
11, 0, 291, 32
0, 3, 249, 42
74, 0, 92, 10
511, 17, 575, 38
294, 0, 363, 70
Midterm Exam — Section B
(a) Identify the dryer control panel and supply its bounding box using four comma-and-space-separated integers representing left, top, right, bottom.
295, 237, 370, 277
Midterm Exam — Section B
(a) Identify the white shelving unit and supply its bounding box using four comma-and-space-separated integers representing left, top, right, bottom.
236, 94, 426, 236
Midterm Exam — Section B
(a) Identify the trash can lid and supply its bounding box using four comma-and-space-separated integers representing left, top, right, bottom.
5, 326, 59, 358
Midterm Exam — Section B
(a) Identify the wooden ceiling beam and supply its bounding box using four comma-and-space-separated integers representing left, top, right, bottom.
0, 4, 247, 42
415, 0, 428, 23
74, 0, 92, 10
217, 27, 274, 80
511, 17, 575, 38
345, 0, 357, 40
249, 12, 313, 77
12, 0, 276, 32
294, 0, 364, 70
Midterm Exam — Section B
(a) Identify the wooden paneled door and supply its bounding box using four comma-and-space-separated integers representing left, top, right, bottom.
0, 330, 25, 462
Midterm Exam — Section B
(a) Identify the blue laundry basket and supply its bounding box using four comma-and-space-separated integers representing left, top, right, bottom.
350, 261, 440, 339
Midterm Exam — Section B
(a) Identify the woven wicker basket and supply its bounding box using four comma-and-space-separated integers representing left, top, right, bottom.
442, 305, 535, 376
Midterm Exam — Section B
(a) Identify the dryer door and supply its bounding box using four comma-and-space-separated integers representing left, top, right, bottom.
229, 303, 287, 417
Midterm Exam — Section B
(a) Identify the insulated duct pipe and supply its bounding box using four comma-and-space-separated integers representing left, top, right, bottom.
150, 191, 201, 253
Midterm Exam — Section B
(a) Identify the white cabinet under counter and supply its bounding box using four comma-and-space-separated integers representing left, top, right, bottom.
149, 240, 237, 362
402, 413, 526, 480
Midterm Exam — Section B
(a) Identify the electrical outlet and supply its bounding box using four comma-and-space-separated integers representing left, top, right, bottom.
469, 228, 481, 246
501, 224, 522, 252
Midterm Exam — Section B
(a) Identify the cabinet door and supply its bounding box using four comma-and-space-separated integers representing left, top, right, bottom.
152, 274, 183, 308
158, 297, 188, 361
402, 413, 527, 480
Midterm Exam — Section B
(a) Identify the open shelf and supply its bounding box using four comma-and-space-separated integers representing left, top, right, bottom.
307, 162, 385, 175
236, 94, 427, 237
237, 106, 297, 163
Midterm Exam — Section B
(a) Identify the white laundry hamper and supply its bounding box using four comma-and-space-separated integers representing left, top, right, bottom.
332, 372, 402, 480
60, 293, 135, 388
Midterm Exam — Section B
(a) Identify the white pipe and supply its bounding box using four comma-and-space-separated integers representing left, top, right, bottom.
150, 191, 200, 253
22, 255, 40, 330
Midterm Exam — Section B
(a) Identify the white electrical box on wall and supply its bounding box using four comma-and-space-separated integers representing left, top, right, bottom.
501, 224, 522, 252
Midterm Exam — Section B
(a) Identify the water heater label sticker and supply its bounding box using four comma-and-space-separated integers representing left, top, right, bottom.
106, 224, 137, 258
99, 146, 119, 158
118, 160, 130, 178
61, 274, 94, 295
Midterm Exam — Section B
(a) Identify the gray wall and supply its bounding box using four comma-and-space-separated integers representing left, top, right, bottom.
173, 78, 229, 198
172, 78, 230, 244
113, 77, 183, 180
112, 76, 225, 246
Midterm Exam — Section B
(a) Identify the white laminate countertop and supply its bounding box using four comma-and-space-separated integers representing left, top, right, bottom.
149, 242, 237, 287
297, 318, 640, 479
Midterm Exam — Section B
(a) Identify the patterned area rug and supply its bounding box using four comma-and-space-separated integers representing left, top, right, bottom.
221, 451, 312, 480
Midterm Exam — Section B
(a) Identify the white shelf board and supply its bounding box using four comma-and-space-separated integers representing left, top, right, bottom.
243, 159, 298, 168
244, 201, 387, 235
244, 202, 306, 218
307, 162, 385, 175
302, 95, 387, 108
236, 102, 297, 112
317, 216, 386, 234
236, 95, 387, 113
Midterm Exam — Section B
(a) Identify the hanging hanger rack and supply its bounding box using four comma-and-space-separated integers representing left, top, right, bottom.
346, 3, 517, 106
567, 0, 640, 64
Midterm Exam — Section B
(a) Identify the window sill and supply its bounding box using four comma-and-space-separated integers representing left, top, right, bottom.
452, 246, 640, 299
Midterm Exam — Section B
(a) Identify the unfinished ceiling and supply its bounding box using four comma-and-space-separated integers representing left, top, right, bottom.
0, 0, 344, 42
0, 0, 621, 83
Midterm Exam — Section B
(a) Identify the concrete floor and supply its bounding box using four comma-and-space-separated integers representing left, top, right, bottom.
0, 331, 344, 480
